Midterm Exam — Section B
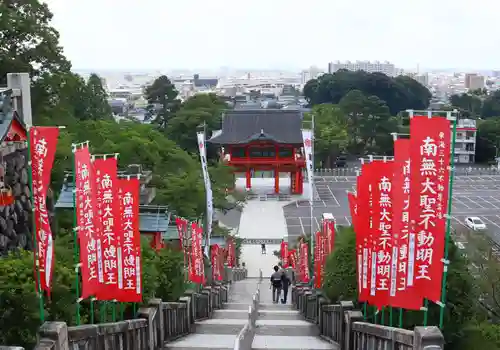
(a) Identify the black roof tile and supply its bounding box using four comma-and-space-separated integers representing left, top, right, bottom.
208, 109, 303, 145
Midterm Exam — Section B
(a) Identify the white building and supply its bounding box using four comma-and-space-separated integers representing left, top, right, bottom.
454, 119, 477, 164
328, 60, 396, 76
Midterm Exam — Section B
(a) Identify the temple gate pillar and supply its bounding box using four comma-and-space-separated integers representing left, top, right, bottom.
246, 168, 251, 189
274, 168, 280, 194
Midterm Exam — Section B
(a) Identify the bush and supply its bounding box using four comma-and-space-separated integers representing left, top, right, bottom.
0, 235, 186, 348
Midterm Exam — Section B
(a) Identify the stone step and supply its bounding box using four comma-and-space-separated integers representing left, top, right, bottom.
252, 335, 338, 350
258, 309, 301, 320
164, 333, 235, 350
259, 303, 292, 310
255, 320, 319, 336
212, 309, 249, 319
195, 318, 247, 334
223, 302, 251, 310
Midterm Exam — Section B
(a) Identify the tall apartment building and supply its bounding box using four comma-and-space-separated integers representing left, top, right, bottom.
327, 60, 396, 76
464, 73, 485, 91
454, 119, 477, 164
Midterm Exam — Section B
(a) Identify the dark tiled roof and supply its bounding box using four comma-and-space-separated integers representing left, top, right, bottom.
208, 109, 303, 145
194, 78, 218, 87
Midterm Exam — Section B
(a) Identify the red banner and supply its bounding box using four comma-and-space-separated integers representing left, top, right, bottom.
74, 146, 101, 299
281, 241, 289, 267
226, 237, 235, 267
391, 139, 422, 310
356, 165, 372, 302
314, 231, 322, 288
117, 178, 142, 302
288, 249, 297, 269
323, 220, 335, 255
369, 160, 394, 308
175, 217, 188, 249
93, 157, 121, 300
300, 242, 310, 283
189, 223, 204, 284
30, 126, 59, 295
211, 244, 222, 281
409, 116, 451, 302
347, 192, 358, 232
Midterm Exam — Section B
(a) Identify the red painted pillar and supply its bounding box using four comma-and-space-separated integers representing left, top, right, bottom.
246, 168, 251, 189
297, 170, 303, 194
274, 167, 280, 193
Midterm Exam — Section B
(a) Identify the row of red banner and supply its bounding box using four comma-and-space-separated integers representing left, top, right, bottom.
349, 116, 452, 310
174, 217, 236, 284
280, 219, 336, 287
74, 146, 142, 302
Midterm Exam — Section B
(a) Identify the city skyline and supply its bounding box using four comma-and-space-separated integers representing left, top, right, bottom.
45, 0, 497, 71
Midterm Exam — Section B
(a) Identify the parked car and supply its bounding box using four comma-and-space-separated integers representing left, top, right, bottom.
464, 216, 487, 231
335, 155, 347, 168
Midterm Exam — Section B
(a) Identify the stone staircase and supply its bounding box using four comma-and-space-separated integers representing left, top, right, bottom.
251, 287, 336, 350
165, 279, 260, 349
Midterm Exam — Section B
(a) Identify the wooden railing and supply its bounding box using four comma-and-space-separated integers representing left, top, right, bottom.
2, 268, 247, 350
292, 285, 444, 350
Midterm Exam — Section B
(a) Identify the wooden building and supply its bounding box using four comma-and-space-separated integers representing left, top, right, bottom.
209, 109, 306, 194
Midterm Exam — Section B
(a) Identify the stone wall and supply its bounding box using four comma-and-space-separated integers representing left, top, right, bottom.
0, 146, 56, 255
292, 285, 445, 350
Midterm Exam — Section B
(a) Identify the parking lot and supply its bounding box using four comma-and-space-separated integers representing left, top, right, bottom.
283, 175, 500, 244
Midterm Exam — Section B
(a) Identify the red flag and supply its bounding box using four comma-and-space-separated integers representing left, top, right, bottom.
288, 249, 297, 269
211, 244, 222, 281
314, 232, 322, 288
327, 220, 335, 254
116, 178, 142, 303
189, 223, 204, 284
30, 126, 59, 295
348, 192, 363, 301
281, 241, 289, 267
347, 192, 358, 232
409, 116, 451, 302
227, 238, 235, 267
93, 157, 121, 300
356, 166, 372, 302
391, 139, 423, 310
74, 146, 101, 299
300, 242, 310, 283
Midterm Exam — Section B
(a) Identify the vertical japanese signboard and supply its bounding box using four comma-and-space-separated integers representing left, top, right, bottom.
75, 146, 100, 299
356, 165, 372, 302
211, 244, 222, 282
301, 130, 314, 202
117, 178, 142, 303
409, 116, 451, 302
30, 126, 59, 295
93, 157, 121, 300
348, 192, 361, 295
392, 139, 422, 309
288, 249, 297, 269
189, 222, 204, 284
300, 242, 310, 283
369, 161, 394, 308
281, 241, 289, 267
197, 132, 213, 239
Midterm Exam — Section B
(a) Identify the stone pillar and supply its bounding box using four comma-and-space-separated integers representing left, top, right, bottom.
344, 310, 363, 350
413, 327, 444, 350
246, 168, 251, 190
37, 322, 69, 350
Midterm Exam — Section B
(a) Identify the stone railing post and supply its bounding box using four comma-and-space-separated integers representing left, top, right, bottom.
37, 322, 69, 350
202, 286, 212, 315
148, 298, 164, 347
413, 327, 444, 350
137, 304, 156, 350
344, 310, 363, 350
179, 296, 193, 331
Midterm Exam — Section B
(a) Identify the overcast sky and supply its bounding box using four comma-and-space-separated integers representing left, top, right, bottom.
45, 0, 497, 71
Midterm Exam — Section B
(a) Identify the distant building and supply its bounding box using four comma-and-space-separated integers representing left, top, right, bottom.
414, 74, 429, 86
454, 119, 477, 164
465, 73, 485, 91
327, 60, 396, 76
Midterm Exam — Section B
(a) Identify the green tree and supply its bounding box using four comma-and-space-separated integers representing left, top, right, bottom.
303, 70, 430, 115
304, 104, 348, 167
449, 93, 482, 118
338, 90, 397, 155
0, 0, 71, 84
144, 75, 181, 128
475, 118, 500, 163
482, 91, 500, 118
85, 73, 113, 120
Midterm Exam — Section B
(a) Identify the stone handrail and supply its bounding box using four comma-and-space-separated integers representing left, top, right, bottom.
2, 268, 248, 350
291, 285, 444, 350
233, 280, 260, 350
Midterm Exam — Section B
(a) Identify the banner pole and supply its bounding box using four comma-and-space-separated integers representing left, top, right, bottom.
438, 110, 458, 329
399, 308, 403, 327
381, 306, 385, 325
90, 298, 95, 323
389, 306, 393, 327
27, 127, 45, 323
71, 143, 82, 325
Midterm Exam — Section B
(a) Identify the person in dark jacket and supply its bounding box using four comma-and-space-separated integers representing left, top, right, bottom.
270, 265, 282, 303
280, 267, 291, 304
